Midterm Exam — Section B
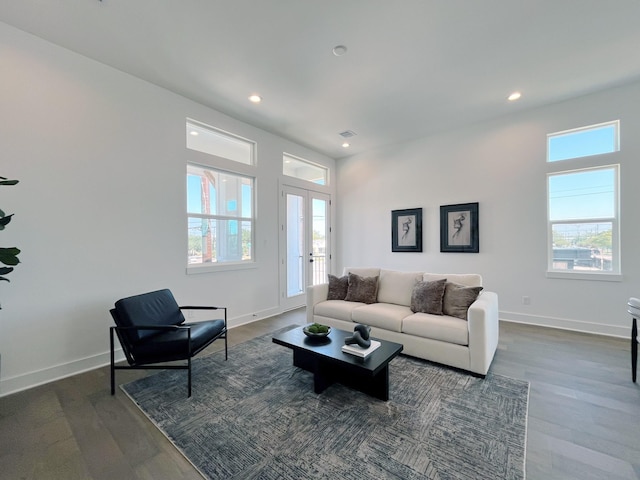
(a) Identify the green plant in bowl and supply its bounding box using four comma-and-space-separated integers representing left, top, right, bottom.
307, 323, 329, 334
304, 323, 331, 338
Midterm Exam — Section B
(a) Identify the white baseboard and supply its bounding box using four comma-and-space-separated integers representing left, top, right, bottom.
4, 307, 621, 398
230, 306, 283, 328
0, 349, 126, 398
500, 310, 628, 338
0, 307, 283, 398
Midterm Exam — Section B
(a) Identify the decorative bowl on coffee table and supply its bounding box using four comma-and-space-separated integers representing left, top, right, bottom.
303, 325, 331, 339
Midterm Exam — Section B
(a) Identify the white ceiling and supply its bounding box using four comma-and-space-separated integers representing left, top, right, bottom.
2, 0, 640, 159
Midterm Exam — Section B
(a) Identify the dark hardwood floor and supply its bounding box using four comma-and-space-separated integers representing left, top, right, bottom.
1, 309, 638, 479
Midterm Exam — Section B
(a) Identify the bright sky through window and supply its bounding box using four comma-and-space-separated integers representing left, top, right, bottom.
548, 122, 618, 162
548, 168, 615, 221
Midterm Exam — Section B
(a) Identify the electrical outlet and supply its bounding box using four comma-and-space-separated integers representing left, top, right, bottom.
522, 296, 531, 305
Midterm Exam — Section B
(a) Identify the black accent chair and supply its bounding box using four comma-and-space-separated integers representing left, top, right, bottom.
109, 289, 227, 397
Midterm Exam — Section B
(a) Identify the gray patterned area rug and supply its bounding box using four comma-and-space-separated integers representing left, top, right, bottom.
122, 327, 529, 479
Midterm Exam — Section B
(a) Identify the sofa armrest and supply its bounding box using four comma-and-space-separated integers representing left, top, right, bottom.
306, 283, 329, 323
467, 291, 499, 376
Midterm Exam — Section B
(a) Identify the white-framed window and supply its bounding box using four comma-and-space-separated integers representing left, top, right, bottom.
546, 121, 620, 279
186, 119, 255, 165
187, 164, 254, 267
283, 153, 328, 185
185, 119, 256, 270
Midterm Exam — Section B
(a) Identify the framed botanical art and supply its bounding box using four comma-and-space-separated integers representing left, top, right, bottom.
392, 208, 422, 252
440, 202, 479, 253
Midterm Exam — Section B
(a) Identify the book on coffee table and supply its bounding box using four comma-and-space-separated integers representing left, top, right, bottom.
341, 340, 381, 358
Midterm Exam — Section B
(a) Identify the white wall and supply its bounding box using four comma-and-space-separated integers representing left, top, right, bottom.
337, 81, 640, 337
0, 22, 335, 396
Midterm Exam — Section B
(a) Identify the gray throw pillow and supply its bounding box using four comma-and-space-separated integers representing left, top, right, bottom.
442, 282, 483, 320
327, 274, 348, 300
410, 279, 447, 315
345, 273, 379, 304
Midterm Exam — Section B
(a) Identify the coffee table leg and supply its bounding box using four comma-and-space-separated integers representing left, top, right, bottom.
292, 348, 391, 400
370, 365, 390, 401
314, 366, 334, 394
293, 350, 335, 393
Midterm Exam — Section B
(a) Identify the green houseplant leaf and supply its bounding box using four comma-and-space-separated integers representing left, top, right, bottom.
0, 266, 14, 282
0, 247, 21, 266
0, 213, 13, 230
1, 176, 20, 289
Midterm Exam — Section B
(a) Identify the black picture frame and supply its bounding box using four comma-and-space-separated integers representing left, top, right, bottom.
440, 203, 479, 253
392, 208, 422, 252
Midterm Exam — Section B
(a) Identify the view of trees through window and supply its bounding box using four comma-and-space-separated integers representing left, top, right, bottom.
551, 223, 612, 271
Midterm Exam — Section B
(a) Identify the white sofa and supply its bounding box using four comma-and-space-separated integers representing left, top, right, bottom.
306, 268, 499, 377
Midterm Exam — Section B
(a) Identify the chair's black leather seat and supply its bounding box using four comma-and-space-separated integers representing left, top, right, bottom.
132, 319, 225, 364
109, 288, 227, 397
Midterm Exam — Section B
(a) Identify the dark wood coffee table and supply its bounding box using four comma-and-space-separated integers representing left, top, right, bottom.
272, 325, 403, 401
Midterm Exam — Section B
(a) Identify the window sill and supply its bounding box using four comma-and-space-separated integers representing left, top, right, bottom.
186, 261, 257, 275
546, 271, 622, 282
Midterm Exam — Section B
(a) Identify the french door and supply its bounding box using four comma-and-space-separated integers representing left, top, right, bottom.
280, 185, 330, 310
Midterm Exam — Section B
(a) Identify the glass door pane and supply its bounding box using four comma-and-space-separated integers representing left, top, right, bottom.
311, 196, 327, 286
286, 192, 305, 297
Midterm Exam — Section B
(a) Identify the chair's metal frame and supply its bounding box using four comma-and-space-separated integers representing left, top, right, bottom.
628, 298, 639, 383
632, 316, 637, 383
110, 305, 227, 397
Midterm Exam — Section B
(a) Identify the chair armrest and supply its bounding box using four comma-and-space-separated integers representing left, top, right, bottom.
306, 283, 329, 323
467, 291, 499, 375
179, 306, 227, 326
111, 324, 189, 332
179, 306, 226, 310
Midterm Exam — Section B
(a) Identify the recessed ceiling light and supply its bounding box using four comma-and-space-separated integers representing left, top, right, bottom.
248, 94, 262, 103
189, 130, 199, 136
342, 142, 350, 148
333, 45, 348, 56
508, 91, 522, 101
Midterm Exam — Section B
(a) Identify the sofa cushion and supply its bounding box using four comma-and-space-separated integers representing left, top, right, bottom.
377, 269, 423, 306
423, 273, 482, 287
402, 312, 469, 346
343, 267, 381, 278
345, 273, 379, 304
410, 279, 447, 315
314, 300, 364, 322
351, 303, 411, 332
442, 282, 483, 320
327, 274, 348, 300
